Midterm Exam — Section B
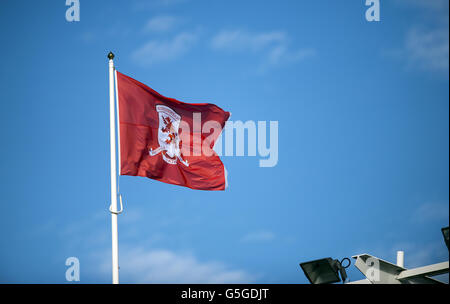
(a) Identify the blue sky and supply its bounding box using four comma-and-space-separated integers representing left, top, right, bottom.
0, 0, 448, 283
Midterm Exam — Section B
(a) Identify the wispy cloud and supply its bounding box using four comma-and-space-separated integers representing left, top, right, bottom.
132, 31, 198, 66
210, 29, 315, 69
411, 201, 449, 224
58, 210, 109, 251
132, 0, 187, 10
100, 247, 256, 283
241, 231, 275, 243
392, 0, 449, 73
144, 15, 178, 33
157, 0, 187, 5
404, 27, 449, 72
80, 31, 96, 43
267, 45, 316, 66
395, 0, 448, 11
211, 30, 287, 52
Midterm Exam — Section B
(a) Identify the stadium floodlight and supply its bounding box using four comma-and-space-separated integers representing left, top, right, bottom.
442, 227, 449, 250
300, 257, 350, 284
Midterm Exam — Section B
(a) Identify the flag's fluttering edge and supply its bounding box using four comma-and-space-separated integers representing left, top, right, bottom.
116, 71, 230, 190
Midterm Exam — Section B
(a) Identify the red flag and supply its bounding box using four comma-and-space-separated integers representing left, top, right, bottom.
116, 71, 230, 190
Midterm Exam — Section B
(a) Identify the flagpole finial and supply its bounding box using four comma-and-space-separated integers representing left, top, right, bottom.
108, 52, 115, 60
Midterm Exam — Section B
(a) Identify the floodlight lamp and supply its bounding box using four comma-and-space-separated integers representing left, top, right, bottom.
299, 257, 350, 284
442, 227, 449, 250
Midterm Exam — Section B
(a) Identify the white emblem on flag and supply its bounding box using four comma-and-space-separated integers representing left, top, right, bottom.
149, 105, 189, 166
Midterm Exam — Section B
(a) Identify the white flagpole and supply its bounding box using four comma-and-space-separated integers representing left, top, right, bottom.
108, 51, 120, 284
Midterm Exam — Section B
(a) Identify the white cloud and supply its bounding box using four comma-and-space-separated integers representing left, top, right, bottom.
267, 45, 316, 66
132, 0, 187, 10
211, 30, 287, 52
241, 231, 275, 243
392, 0, 449, 73
411, 201, 449, 223
101, 247, 256, 283
211, 29, 315, 69
405, 27, 449, 72
395, 0, 448, 11
155, 0, 187, 5
80, 31, 96, 43
144, 15, 178, 33
132, 31, 198, 66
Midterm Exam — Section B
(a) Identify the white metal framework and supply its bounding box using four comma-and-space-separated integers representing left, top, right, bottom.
348, 253, 449, 284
